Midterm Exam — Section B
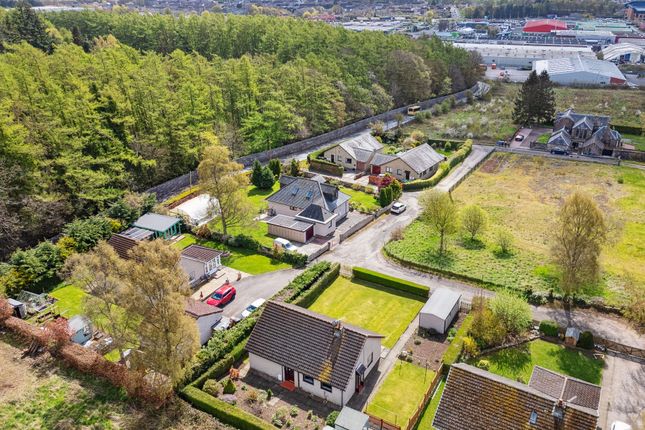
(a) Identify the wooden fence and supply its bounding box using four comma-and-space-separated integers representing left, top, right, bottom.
368, 415, 402, 430
404, 362, 445, 430
593, 338, 645, 360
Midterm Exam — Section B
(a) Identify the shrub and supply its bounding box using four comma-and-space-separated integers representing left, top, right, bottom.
470, 297, 507, 349
268, 159, 282, 177
279, 251, 308, 268
577, 331, 594, 350
539, 320, 560, 337
462, 336, 480, 358
476, 359, 490, 370
326, 411, 339, 426
489, 292, 532, 335
290, 406, 299, 417
181, 386, 274, 430
272, 407, 289, 428
352, 267, 429, 298
267, 389, 273, 400
495, 228, 514, 256
247, 389, 259, 404
203, 379, 221, 397
63, 216, 113, 252
223, 378, 237, 394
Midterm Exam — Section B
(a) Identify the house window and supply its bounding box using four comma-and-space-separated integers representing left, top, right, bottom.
385, 167, 392, 173
290, 206, 299, 211
396, 169, 402, 175
346, 158, 352, 164
529, 411, 538, 425
321, 382, 332, 392
368, 352, 373, 366
303, 375, 314, 385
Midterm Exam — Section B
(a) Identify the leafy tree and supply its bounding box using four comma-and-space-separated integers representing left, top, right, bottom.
551, 192, 607, 297
268, 158, 282, 177
242, 99, 302, 152
198, 133, 253, 235
289, 158, 300, 177
461, 205, 487, 240
0, 1, 53, 52
419, 190, 457, 254
469, 296, 507, 349
257, 166, 276, 190
63, 216, 114, 252
489, 292, 532, 335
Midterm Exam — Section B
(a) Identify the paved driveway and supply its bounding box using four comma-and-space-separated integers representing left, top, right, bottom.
599, 354, 645, 429
218, 268, 301, 318
434, 144, 494, 193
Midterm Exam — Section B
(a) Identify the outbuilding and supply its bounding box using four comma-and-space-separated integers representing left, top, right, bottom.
170, 194, 219, 226
419, 288, 462, 334
132, 213, 182, 239
185, 298, 223, 345
69, 315, 93, 345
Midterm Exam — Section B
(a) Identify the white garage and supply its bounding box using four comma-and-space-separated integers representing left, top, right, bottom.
419, 288, 462, 334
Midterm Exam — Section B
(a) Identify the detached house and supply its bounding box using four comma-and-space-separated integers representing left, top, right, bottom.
265, 176, 350, 243
322, 133, 384, 172
433, 363, 600, 430
180, 244, 223, 286
246, 301, 383, 406
185, 298, 223, 345
548, 109, 621, 156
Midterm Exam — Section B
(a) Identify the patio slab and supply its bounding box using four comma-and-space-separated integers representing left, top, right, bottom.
191, 266, 251, 301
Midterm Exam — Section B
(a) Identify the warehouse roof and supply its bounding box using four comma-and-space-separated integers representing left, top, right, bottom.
523, 19, 567, 32
453, 42, 594, 60
534, 55, 626, 81
602, 43, 645, 61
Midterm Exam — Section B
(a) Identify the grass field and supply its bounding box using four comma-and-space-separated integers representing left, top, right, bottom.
307, 277, 425, 349
174, 233, 290, 275
415, 377, 445, 430
49, 284, 86, 319
471, 339, 604, 385
554, 87, 644, 128
340, 186, 380, 213
0, 334, 226, 430
366, 361, 435, 426
622, 133, 645, 152
386, 153, 645, 302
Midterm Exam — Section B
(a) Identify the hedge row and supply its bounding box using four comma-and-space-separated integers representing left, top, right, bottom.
191, 339, 249, 389
427, 138, 466, 147
181, 386, 275, 430
352, 267, 429, 298
613, 124, 643, 135
442, 314, 474, 365
309, 158, 344, 176
403, 139, 473, 191
284, 261, 332, 302
291, 263, 340, 308
538, 320, 560, 337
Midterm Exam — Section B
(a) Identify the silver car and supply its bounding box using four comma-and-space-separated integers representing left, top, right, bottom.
390, 202, 407, 214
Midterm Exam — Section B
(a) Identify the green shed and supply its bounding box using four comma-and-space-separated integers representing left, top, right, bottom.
133, 213, 182, 239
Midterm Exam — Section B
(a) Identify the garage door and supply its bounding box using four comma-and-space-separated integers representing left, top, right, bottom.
268, 224, 307, 244
305, 225, 314, 241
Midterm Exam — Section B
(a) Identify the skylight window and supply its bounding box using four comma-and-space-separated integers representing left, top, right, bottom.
529, 411, 538, 425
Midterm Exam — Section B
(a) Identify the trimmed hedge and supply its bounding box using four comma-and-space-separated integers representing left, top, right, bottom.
181, 386, 275, 430
577, 331, 594, 350
613, 124, 643, 135
443, 314, 474, 365
538, 320, 560, 337
352, 267, 429, 298
192, 340, 248, 389
309, 158, 344, 176
403, 139, 473, 191
284, 261, 332, 302
291, 263, 340, 308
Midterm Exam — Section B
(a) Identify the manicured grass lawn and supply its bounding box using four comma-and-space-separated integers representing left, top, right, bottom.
386, 153, 645, 302
366, 361, 435, 426
49, 284, 87, 319
622, 133, 645, 152
174, 233, 290, 275
472, 339, 604, 385
307, 277, 425, 349
340, 186, 380, 213
415, 377, 445, 430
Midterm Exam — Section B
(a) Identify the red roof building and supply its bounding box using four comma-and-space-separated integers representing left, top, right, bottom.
523, 19, 567, 33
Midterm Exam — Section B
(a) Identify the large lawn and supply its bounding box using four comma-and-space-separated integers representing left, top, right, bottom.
622, 133, 645, 152
307, 277, 425, 349
174, 233, 290, 275
366, 361, 435, 427
472, 339, 604, 385
340, 186, 380, 213
386, 153, 645, 302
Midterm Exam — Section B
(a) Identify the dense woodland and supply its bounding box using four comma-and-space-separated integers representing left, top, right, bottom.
0, 5, 482, 258
462, 0, 622, 19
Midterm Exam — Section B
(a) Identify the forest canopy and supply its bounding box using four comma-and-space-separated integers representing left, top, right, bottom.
0, 5, 481, 257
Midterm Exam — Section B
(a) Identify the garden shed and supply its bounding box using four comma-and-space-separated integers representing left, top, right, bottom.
69, 315, 93, 345
170, 194, 218, 226
132, 213, 182, 239
419, 288, 461, 334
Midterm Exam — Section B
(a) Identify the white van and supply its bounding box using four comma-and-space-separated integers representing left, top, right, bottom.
274, 237, 297, 252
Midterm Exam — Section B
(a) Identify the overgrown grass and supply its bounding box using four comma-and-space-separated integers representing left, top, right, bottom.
554, 87, 644, 128
174, 233, 290, 275
340, 186, 380, 212
622, 133, 645, 152
415, 377, 446, 430
366, 361, 435, 427
471, 339, 604, 385
386, 153, 645, 303
307, 277, 425, 349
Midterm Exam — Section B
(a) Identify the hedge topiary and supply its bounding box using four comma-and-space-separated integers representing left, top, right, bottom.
326, 411, 340, 426
352, 267, 429, 298
538, 320, 559, 337
577, 331, 594, 350
203, 379, 221, 397
223, 378, 237, 394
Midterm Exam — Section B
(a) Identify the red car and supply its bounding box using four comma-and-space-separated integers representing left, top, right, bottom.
207, 284, 236, 307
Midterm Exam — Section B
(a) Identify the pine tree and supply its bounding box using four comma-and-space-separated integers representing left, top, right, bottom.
512, 71, 538, 125
250, 160, 263, 188
536, 70, 555, 124
0, 1, 53, 52
268, 158, 281, 177
289, 159, 300, 177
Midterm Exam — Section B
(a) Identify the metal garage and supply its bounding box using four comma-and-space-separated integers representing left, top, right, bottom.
419, 288, 462, 334
265, 215, 314, 244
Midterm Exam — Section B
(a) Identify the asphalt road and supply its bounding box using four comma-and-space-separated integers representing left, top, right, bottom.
435, 145, 494, 192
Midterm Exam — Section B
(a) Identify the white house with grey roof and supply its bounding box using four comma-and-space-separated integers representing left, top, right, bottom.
264, 176, 350, 243
322, 133, 384, 172
245, 301, 383, 406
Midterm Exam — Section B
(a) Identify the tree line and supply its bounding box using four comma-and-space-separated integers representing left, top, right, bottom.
0, 4, 482, 258
462, 0, 623, 19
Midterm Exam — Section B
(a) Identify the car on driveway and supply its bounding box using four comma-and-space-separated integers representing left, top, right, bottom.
212, 316, 233, 332
391, 202, 407, 214
241, 298, 266, 319
514, 134, 525, 142
274, 237, 298, 252
206, 283, 236, 307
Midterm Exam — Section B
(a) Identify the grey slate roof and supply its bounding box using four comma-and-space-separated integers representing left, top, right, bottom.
338, 133, 383, 160
265, 214, 313, 231
353, 148, 376, 163
528, 366, 601, 411
398, 144, 444, 173
297, 204, 336, 223
556, 109, 610, 128
181, 244, 223, 263
133, 213, 181, 233
267, 176, 349, 213
573, 116, 593, 130
549, 130, 572, 148
246, 301, 383, 390
371, 152, 398, 166
433, 363, 599, 430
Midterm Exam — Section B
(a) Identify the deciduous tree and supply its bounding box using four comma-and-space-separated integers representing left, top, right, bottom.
419, 190, 457, 254
551, 192, 607, 297
461, 205, 487, 240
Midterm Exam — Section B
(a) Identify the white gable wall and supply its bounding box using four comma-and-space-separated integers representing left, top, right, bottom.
194, 313, 222, 345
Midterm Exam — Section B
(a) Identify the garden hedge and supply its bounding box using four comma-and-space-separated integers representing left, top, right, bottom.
403, 139, 473, 191
352, 267, 429, 298
291, 263, 340, 308
577, 331, 594, 350
538, 320, 560, 337
181, 386, 275, 430
309, 158, 343, 176
613, 124, 643, 135
192, 340, 249, 389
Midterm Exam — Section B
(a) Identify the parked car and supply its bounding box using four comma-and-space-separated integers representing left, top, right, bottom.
206, 284, 236, 307
611, 422, 632, 430
514, 134, 525, 142
212, 316, 233, 332
550, 149, 569, 155
274, 237, 297, 252
241, 298, 266, 319
391, 202, 407, 214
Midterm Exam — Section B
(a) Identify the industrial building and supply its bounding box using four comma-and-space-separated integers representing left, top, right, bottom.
523, 19, 567, 33
602, 43, 645, 63
454, 42, 595, 68
534, 54, 627, 86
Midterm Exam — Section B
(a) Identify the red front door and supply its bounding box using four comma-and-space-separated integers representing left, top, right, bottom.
284, 367, 295, 383
305, 226, 314, 241
372, 165, 381, 175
